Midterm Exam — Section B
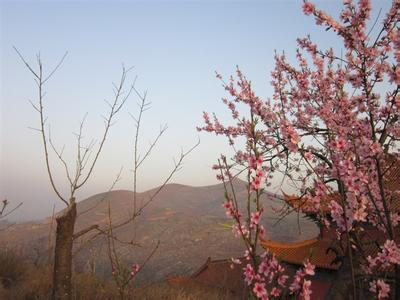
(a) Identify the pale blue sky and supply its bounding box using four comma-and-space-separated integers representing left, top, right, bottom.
0, 0, 392, 221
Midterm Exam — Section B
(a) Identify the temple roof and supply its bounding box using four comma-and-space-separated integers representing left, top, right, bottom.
385, 154, 400, 191
166, 257, 248, 298
259, 237, 342, 270
282, 191, 340, 215
166, 256, 333, 299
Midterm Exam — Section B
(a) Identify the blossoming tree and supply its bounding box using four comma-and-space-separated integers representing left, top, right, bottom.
199, 0, 399, 298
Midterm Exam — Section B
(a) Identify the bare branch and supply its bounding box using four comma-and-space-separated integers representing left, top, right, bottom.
73, 224, 99, 240
28, 99, 40, 113
27, 126, 42, 132
77, 167, 123, 217
43, 51, 68, 84
15, 48, 68, 205
135, 139, 200, 216
75, 66, 133, 190
137, 126, 168, 170
13, 46, 39, 79
0, 200, 23, 219
48, 126, 74, 186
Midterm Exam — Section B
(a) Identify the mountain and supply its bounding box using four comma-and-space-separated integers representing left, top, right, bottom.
0, 180, 318, 283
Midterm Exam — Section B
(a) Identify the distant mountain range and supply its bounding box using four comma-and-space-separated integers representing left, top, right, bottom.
0, 180, 318, 283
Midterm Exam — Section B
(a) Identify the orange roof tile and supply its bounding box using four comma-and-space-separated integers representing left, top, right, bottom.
385, 155, 400, 191
282, 191, 340, 215
191, 257, 246, 292
166, 257, 248, 297
260, 237, 342, 270
385, 155, 400, 213
260, 237, 319, 249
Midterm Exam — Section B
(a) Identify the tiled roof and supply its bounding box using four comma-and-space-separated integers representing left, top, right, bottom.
390, 193, 400, 214
192, 257, 247, 293
385, 155, 400, 213
260, 237, 342, 270
166, 256, 333, 299
282, 191, 340, 215
165, 257, 248, 298
385, 155, 400, 191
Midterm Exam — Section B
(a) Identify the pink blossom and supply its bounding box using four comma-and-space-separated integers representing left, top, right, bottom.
303, 2, 315, 15
253, 282, 268, 298
270, 287, 281, 297
222, 200, 234, 216
251, 211, 261, 225
370, 142, 382, 154
391, 213, 400, 226
231, 257, 242, 265
383, 240, 400, 265
244, 249, 252, 260
304, 151, 313, 161
130, 263, 140, 277
251, 177, 261, 190
232, 223, 248, 238
303, 260, 315, 275
301, 280, 312, 300
370, 279, 390, 299
244, 264, 255, 285
256, 169, 265, 178
278, 274, 288, 287
258, 224, 266, 237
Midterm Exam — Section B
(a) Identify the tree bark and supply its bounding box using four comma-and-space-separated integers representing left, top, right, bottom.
52, 201, 76, 300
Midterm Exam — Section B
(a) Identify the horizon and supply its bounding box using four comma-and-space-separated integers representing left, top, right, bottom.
0, 0, 393, 221
3, 178, 286, 224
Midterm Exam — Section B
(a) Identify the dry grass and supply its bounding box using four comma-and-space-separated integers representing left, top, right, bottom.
0, 248, 234, 300
134, 282, 234, 300
0, 264, 52, 299
0, 247, 27, 289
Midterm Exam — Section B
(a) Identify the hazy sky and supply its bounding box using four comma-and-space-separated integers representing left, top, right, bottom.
0, 0, 393, 221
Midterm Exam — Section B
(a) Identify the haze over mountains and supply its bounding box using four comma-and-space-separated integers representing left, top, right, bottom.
1, 180, 318, 283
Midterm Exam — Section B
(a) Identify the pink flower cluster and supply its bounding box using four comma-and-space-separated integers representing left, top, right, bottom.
242, 252, 315, 300
200, 0, 400, 297
365, 240, 400, 275
130, 263, 140, 277
289, 260, 315, 299
249, 155, 266, 190
369, 279, 390, 300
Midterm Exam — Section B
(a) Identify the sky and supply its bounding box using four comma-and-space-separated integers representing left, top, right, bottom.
0, 0, 393, 221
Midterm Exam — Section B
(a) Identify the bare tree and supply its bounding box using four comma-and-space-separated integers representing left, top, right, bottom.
15, 48, 132, 300
16, 48, 199, 299
102, 90, 198, 299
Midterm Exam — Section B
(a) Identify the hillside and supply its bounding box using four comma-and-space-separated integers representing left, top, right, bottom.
0, 180, 318, 282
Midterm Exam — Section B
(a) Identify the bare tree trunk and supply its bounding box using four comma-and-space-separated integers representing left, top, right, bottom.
52, 201, 76, 300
